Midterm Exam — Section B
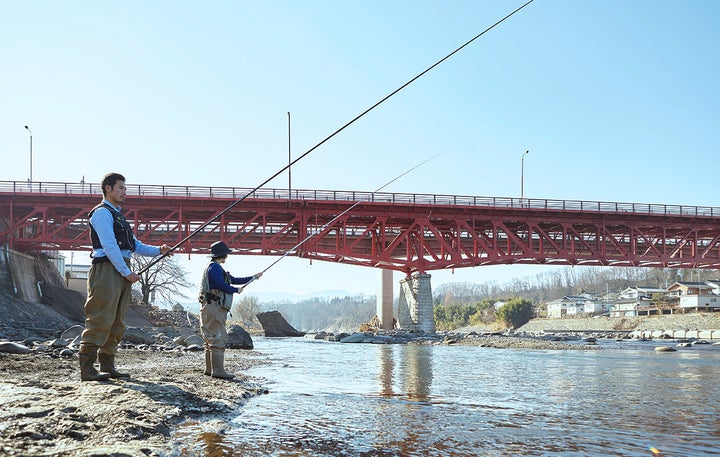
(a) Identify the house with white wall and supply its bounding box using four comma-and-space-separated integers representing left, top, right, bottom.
666, 280, 720, 312
617, 286, 666, 300
610, 285, 668, 316
678, 294, 720, 311
666, 281, 713, 297
546, 295, 605, 318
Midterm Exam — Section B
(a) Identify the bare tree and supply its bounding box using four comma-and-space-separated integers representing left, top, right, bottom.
130, 255, 193, 305
232, 295, 261, 325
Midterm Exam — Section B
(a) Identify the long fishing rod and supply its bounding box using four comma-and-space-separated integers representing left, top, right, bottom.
238, 152, 443, 291
138, 0, 535, 275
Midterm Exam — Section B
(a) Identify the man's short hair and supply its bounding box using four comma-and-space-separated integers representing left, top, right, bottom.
101, 173, 126, 196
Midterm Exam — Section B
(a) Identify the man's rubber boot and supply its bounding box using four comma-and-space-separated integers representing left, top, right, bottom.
204, 349, 212, 376
210, 349, 235, 379
98, 352, 130, 378
79, 349, 111, 382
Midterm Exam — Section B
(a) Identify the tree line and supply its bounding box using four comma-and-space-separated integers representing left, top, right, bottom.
248, 266, 718, 332
132, 258, 718, 333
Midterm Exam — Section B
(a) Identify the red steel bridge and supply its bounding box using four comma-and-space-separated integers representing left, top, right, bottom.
2, 180, 720, 274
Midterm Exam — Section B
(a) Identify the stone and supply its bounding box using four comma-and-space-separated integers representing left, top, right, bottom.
122, 327, 156, 345
0, 341, 31, 354
60, 325, 84, 341
255, 311, 305, 338
174, 334, 204, 347
69, 335, 82, 348
339, 333, 373, 343
226, 325, 254, 349
49, 338, 69, 348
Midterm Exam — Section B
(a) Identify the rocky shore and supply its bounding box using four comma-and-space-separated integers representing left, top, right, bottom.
303, 328, 598, 350
0, 313, 601, 456
3, 292, 720, 456
0, 338, 269, 457
0, 294, 268, 457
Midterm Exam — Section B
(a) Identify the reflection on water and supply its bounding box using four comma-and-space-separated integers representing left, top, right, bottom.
374, 345, 435, 456
377, 345, 432, 401
172, 338, 720, 457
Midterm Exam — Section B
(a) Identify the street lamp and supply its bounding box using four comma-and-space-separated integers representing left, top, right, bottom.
24, 125, 33, 184
287, 112, 292, 200
521, 150, 529, 200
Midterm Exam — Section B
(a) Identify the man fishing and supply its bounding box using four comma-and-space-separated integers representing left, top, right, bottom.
199, 241, 262, 379
79, 172, 173, 381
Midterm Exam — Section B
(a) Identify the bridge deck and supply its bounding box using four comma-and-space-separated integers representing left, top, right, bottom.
2, 180, 720, 273
2, 180, 719, 217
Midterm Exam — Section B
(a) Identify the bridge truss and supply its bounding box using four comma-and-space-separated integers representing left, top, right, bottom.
2, 181, 720, 274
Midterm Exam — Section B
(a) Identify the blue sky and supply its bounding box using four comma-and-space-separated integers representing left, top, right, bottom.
2, 1, 719, 298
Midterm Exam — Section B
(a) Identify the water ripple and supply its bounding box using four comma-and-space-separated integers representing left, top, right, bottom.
172, 338, 720, 456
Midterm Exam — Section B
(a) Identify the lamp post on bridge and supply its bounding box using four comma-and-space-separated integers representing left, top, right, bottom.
24, 125, 33, 186
521, 150, 529, 205
287, 112, 292, 200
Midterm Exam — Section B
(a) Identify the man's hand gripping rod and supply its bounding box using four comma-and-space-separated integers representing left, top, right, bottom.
238, 152, 442, 292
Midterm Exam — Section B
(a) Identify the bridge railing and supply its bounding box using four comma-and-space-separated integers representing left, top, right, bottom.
1, 180, 718, 217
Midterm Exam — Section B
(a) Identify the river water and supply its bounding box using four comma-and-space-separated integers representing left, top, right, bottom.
174, 337, 720, 457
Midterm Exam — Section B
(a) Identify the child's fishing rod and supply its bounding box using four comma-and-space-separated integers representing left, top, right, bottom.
138, 0, 535, 275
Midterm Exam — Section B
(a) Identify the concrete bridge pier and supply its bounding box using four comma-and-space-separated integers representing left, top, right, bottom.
398, 273, 436, 333
377, 269, 394, 330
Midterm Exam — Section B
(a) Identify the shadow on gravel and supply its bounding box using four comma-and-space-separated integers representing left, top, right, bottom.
120, 378, 233, 416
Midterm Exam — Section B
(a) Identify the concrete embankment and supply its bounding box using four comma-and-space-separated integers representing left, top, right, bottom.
517, 314, 720, 339
0, 246, 153, 340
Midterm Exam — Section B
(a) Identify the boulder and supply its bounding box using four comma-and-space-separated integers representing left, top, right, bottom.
122, 327, 156, 345
226, 325, 254, 349
255, 311, 305, 338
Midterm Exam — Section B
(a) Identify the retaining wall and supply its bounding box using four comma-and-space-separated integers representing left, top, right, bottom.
519, 315, 720, 339
1, 246, 41, 303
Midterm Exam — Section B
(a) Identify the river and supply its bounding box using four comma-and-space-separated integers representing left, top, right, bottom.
173, 337, 720, 456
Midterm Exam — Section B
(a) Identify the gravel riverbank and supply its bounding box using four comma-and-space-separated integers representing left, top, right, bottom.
3, 294, 719, 456
0, 349, 269, 457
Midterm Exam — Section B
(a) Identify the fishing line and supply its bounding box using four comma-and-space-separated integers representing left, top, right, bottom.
138, 0, 535, 274
238, 152, 443, 291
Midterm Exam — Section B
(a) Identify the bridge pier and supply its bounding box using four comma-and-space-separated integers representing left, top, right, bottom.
398, 273, 435, 334
377, 269, 394, 330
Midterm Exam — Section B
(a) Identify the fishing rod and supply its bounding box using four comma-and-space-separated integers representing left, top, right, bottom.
238, 152, 443, 291
138, 0, 535, 275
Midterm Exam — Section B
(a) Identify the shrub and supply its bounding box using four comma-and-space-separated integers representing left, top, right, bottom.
495, 298, 534, 329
